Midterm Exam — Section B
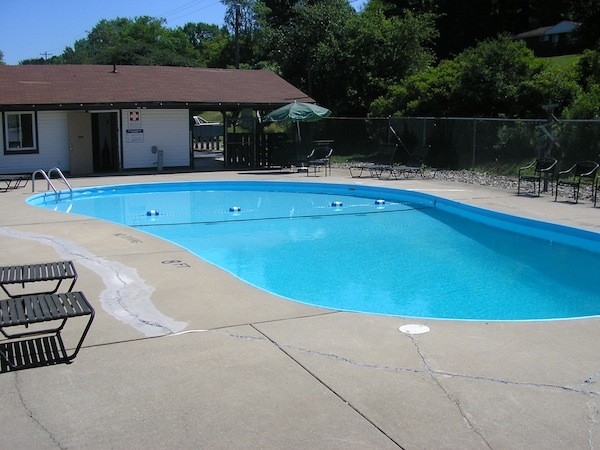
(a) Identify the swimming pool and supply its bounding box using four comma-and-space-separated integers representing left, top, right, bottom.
28, 181, 600, 321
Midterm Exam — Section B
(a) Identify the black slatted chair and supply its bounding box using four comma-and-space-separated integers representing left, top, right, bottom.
554, 160, 599, 203
517, 157, 558, 196
306, 146, 333, 176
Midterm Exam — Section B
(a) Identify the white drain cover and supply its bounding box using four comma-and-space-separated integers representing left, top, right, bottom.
399, 324, 430, 334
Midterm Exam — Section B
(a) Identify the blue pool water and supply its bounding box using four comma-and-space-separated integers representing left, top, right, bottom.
28, 181, 600, 321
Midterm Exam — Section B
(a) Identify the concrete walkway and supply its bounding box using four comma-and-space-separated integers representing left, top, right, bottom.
1, 167, 599, 449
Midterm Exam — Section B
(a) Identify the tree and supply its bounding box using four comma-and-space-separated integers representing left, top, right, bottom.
19, 57, 48, 65
223, 0, 257, 35
255, 0, 436, 115
370, 58, 461, 117
180, 22, 230, 67
337, 2, 437, 115
261, 0, 356, 103
258, 0, 303, 27
371, 36, 579, 118
563, 50, 600, 118
434, 0, 504, 58
417, 0, 574, 59
61, 17, 202, 66
563, 85, 600, 119
570, 0, 600, 50
380, 0, 438, 15
0, 50, 5, 65
528, 0, 572, 28
574, 50, 600, 89
221, 0, 259, 67
456, 36, 546, 116
181, 22, 224, 49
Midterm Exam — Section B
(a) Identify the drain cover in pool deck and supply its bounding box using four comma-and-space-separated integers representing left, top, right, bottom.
399, 324, 430, 334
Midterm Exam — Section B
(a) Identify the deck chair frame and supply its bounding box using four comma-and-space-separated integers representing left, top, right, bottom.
554, 160, 599, 204
517, 157, 558, 196
0, 174, 30, 193
349, 144, 397, 178
306, 146, 333, 176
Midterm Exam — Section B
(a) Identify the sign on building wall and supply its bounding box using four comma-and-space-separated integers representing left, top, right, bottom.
128, 110, 142, 127
126, 109, 144, 142
126, 129, 144, 143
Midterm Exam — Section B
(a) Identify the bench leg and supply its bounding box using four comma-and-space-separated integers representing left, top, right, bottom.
65, 310, 95, 363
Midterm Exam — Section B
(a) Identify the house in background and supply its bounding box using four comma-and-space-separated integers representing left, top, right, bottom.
0, 65, 313, 175
515, 21, 581, 57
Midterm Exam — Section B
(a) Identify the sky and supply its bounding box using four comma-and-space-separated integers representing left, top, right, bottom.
0, 0, 366, 65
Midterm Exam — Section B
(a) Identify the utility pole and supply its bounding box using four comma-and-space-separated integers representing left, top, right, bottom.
40, 52, 52, 63
234, 3, 241, 69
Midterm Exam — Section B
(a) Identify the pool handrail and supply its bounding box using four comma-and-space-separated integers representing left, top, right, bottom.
32, 167, 72, 198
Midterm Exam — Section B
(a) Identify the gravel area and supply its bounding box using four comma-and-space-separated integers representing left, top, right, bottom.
337, 164, 597, 201
435, 169, 597, 201
434, 169, 519, 191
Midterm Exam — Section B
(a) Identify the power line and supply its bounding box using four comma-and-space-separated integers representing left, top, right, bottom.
158, 0, 223, 25
158, 0, 207, 19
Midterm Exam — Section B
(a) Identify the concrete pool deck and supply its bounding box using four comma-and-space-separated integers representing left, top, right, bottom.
1, 167, 599, 449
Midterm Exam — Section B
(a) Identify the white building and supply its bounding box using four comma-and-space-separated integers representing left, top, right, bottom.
0, 65, 313, 175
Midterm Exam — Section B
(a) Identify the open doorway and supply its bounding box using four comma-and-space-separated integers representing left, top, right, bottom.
192, 110, 224, 170
92, 112, 120, 172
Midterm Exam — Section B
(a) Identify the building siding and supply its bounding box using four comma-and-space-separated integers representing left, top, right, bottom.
0, 111, 69, 174
121, 109, 190, 170
1, 108, 194, 175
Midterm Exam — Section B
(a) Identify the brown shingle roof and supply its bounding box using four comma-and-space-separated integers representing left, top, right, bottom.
0, 65, 313, 109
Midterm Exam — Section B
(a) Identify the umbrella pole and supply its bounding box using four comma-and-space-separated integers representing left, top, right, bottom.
295, 121, 307, 171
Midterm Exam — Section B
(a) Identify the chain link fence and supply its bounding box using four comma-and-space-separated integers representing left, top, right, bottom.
306, 117, 600, 172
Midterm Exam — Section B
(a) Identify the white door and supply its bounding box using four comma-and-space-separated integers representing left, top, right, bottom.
68, 112, 93, 176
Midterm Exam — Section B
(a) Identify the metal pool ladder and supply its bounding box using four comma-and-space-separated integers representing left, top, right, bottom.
32, 167, 73, 198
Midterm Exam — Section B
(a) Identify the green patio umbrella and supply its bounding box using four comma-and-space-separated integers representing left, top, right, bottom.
264, 101, 331, 122
263, 101, 331, 142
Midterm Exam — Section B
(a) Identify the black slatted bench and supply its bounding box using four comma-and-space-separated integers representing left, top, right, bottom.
0, 292, 94, 372
0, 261, 78, 298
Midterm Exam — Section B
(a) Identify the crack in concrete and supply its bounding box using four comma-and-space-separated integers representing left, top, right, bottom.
406, 334, 493, 449
247, 325, 406, 449
0, 227, 187, 337
15, 373, 66, 449
216, 328, 600, 397
211, 327, 600, 449
587, 401, 599, 449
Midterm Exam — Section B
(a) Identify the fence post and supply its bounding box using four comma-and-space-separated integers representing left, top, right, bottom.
472, 118, 477, 168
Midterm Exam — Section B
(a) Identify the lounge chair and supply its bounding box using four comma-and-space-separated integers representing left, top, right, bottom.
517, 157, 558, 196
348, 144, 397, 178
0, 174, 30, 193
554, 160, 599, 203
306, 146, 333, 176
386, 165, 425, 179
384, 145, 437, 180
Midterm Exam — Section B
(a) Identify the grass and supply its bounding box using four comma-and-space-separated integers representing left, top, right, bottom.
543, 53, 581, 68
194, 111, 225, 123
331, 153, 370, 164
